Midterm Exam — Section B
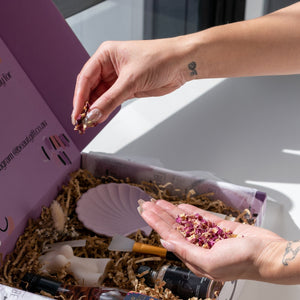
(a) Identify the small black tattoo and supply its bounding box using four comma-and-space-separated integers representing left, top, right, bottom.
188, 61, 198, 76
282, 240, 300, 266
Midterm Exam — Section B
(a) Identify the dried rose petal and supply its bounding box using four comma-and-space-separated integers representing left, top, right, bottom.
74, 101, 97, 134
176, 213, 236, 249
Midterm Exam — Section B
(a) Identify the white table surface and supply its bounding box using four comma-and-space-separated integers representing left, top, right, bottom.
84, 74, 300, 299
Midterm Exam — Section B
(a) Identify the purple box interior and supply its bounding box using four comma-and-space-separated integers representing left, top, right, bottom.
83, 152, 267, 226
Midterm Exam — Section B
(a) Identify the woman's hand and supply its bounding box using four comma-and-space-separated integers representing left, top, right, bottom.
72, 38, 189, 125
138, 199, 300, 284
72, 2, 300, 128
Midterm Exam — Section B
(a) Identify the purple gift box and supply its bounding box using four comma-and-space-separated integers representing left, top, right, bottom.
0, 0, 120, 261
0, 1, 266, 300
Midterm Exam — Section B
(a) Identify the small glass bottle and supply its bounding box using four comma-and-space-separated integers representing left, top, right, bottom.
137, 265, 223, 300
21, 273, 127, 300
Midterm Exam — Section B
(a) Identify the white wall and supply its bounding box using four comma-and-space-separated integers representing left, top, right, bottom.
67, 0, 144, 56
245, 0, 265, 20
245, 0, 298, 20
67, 0, 269, 56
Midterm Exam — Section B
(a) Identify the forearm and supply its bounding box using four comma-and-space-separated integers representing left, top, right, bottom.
256, 240, 300, 284
177, 3, 300, 81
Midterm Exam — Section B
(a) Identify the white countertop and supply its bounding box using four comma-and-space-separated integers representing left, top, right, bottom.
84, 74, 300, 299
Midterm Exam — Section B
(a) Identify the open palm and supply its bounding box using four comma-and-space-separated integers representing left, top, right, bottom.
140, 199, 285, 283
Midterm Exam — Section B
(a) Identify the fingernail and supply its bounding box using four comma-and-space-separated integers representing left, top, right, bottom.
71, 113, 76, 126
150, 198, 157, 203
84, 108, 102, 125
137, 199, 145, 215
137, 206, 143, 215
160, 239, 175, 252
138, 199, 145, 206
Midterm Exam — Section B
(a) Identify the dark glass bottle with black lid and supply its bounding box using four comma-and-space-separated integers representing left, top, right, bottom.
138, 264, 223, 300
21, 273, 127, 300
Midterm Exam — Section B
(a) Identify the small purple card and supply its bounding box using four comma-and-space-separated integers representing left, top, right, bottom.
0, 37, 81, 259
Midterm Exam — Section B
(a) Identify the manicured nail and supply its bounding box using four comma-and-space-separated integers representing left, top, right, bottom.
137, 206, 143, 215
160, 239, 175, 252
137, 199, 145, 215
84, 108, 102, 125
138, 199, 145, 206
150, 198, 157, 203
71, 113, 76, 126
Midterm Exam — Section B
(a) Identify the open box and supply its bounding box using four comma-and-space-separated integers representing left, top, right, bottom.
0, 1, 266, 299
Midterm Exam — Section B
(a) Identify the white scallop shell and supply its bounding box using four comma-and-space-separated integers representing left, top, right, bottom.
76, 183, 152, 237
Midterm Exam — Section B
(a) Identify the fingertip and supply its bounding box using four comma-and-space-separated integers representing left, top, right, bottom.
71, 98, 85, 126
71, 111, 77, 126
84, 108, 102, 125
160, 239, 176, 252
137, 206, 143, 216
72, 75, 94, 124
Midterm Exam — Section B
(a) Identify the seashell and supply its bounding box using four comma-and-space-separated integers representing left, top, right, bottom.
76, 183, 152, 236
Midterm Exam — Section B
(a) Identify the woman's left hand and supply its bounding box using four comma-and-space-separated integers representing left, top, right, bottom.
138, 199, 291, 284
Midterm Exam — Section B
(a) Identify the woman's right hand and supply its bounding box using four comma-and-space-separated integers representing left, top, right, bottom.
72, 37, 191, 125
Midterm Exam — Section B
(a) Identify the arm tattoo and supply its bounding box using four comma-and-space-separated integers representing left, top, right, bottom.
282, 240, 300, 266
188, 61, 198, 76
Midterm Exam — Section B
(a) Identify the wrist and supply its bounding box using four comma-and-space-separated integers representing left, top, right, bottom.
173, 33, 205, 83
256, 240, 300, 284
176, 28, 224, 83
278, 240, 300, 284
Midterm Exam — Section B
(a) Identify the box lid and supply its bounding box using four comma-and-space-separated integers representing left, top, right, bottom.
0, 0, 119, 151
0, 0, 120, 259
